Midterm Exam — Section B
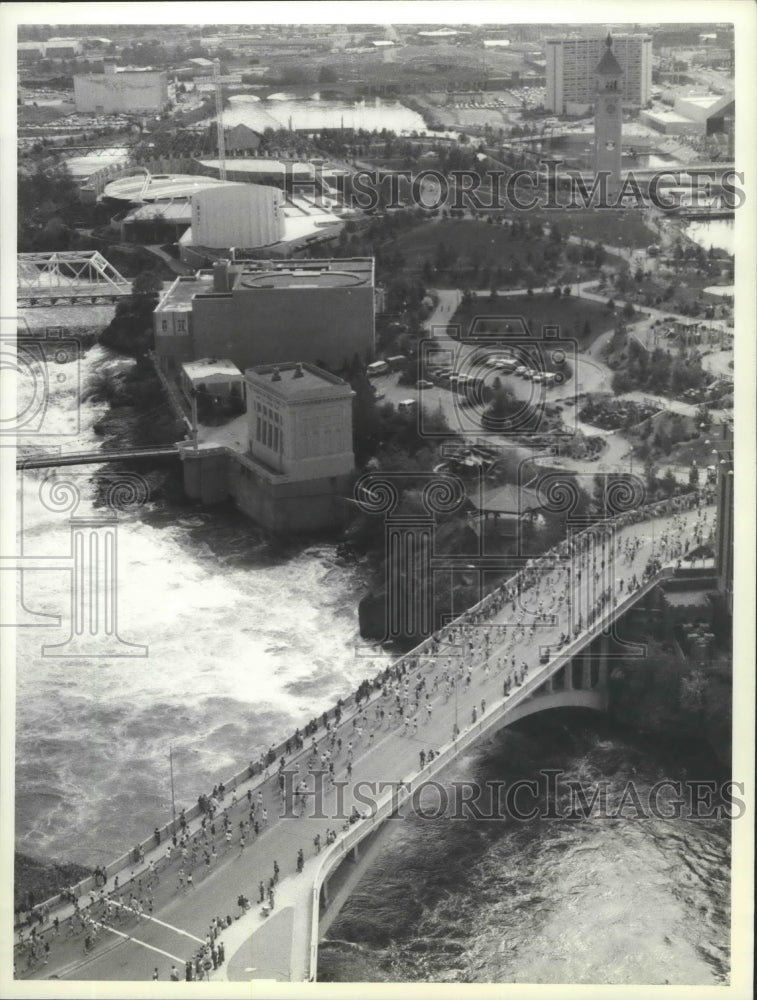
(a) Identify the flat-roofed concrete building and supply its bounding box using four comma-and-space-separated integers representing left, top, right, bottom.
245, 362, 354, 481
73, 61, 169, 114
180, 361, 355, 532
545, 33, 652, 113
154, 258, 375, 373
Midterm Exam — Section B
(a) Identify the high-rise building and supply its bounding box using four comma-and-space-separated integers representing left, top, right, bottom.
545, 32, 652, 113
594, 34, 624, 197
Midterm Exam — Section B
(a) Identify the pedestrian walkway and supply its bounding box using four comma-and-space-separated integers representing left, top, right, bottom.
15, 493, 715, 982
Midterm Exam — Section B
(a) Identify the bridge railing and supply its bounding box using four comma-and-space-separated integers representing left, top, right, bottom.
307, 560, 683, 979
19, 490, 712, 931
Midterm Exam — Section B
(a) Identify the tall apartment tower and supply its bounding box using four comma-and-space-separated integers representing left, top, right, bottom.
594, 34, 624, 198
545, 33, 652, 113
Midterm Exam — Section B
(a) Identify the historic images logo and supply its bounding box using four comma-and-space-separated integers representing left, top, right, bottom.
3, 320, 148, 657
351, 310, 658, 663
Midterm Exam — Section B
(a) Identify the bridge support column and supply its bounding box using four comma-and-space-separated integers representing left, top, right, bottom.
597, 635, 610, 703
351, 843, 360, 862
564, 662, 573, 690
543, 675, 554, 694
322, 875, 330, 907
581, 653, 591, 690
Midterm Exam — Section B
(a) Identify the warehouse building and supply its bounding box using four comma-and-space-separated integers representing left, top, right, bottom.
73, 61, 169, 114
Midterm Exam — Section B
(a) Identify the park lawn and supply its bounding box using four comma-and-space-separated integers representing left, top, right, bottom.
512, 207, 659, 249
385, 218, 555, 272
449, 292, 618, 349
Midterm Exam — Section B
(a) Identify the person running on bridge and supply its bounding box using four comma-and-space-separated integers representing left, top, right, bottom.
297, 848, 304, 873
152, 968, 159, 981
273, 860, 280, 884
314, 833, 321, 854
419, 749, 426, 768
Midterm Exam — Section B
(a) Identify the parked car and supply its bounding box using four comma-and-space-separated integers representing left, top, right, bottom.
514, 365, 528, 376
416, 379, 434, 389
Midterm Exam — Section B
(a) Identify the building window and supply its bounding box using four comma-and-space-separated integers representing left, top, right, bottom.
161, 320, 168, 332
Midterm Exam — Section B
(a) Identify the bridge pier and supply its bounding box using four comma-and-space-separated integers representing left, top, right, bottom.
564, 661, 574, 691
581, 653, 591, 690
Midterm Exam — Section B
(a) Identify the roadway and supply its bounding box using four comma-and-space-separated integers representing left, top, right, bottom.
19, 499, 714, 983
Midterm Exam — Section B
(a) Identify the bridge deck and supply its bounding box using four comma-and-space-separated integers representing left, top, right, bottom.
18, 501, 714, 983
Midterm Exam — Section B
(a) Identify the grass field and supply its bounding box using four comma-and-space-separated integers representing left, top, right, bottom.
514, 208, 659, 249
449, 292, 618, 349
385, 219, 556, 272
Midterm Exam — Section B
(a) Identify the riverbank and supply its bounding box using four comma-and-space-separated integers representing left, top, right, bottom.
14, 852, 90, 919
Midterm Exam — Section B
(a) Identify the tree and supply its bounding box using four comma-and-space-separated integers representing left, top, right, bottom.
661, 468, 678, 497
99, 269, 162, 357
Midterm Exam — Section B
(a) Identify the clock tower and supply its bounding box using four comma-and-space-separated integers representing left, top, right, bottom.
593, 33, 623, 198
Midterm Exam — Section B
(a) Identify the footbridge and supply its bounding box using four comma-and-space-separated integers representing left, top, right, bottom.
18, 495, 716, 984
16, 445, 179, 470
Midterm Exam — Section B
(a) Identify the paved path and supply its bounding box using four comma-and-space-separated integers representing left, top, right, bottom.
17, 498, 714, 983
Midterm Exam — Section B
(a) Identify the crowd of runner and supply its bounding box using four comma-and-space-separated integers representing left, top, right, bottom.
14, 491, 713, 978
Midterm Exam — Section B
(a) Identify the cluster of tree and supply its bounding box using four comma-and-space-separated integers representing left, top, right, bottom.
17, 164, 81, 251
347, 369, 450, 468
611, 340, 709, 398
99, 270, 162, 357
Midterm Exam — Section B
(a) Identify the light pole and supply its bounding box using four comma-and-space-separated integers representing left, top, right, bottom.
169, 744, 176, 833
169, 744, 200, 835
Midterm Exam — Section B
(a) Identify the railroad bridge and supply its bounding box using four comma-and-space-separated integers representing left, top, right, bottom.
17, 251, 131, 305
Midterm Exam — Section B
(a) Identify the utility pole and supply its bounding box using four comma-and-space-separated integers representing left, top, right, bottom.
169, 744, 176, 833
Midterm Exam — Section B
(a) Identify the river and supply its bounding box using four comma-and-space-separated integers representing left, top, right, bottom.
683, 218, 735, 255
319, 712, 731, 985
13, 341, 731, 986
14, 341, 381, 866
